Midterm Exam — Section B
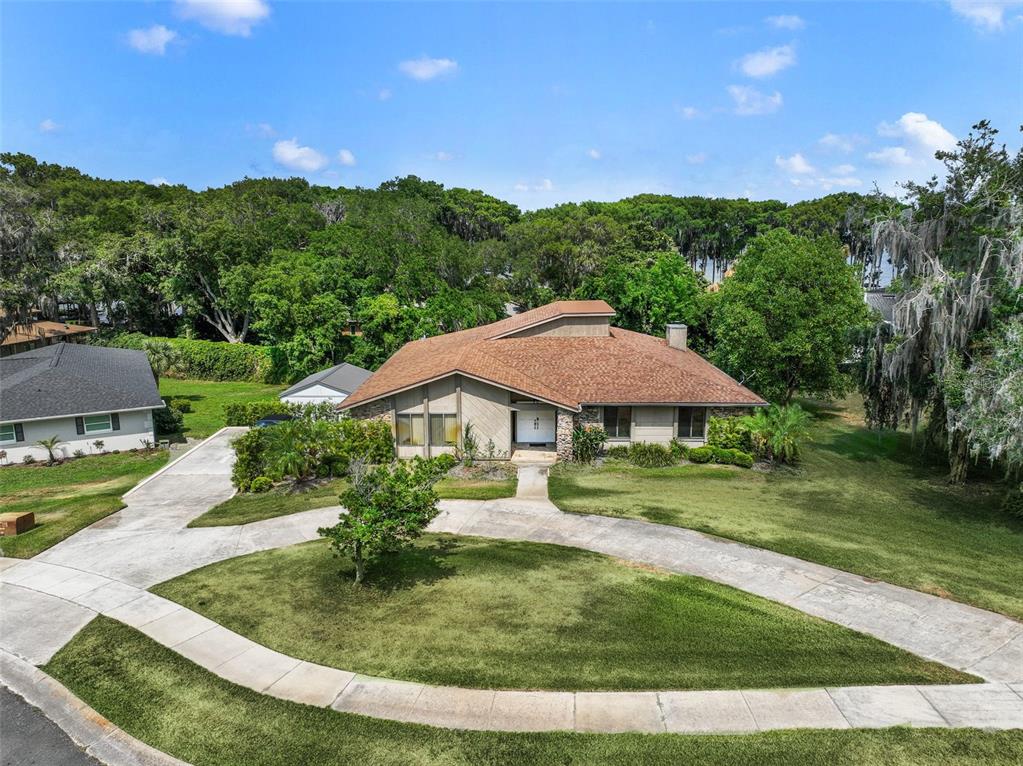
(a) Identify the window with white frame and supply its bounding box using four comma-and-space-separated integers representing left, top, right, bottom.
677, 407, 707, 439
0, 424, 17, 443
83, 414, 113, 434
396, 414, 425, 446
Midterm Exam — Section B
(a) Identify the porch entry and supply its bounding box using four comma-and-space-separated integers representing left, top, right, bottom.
513, 406, 556, 445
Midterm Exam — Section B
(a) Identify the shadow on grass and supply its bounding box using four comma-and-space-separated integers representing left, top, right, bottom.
341, 537, 462, 593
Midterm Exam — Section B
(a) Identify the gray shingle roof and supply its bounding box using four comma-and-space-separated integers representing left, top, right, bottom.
0, 344, 164, 423
280, 362, 372, 399
865, 291, 897, 324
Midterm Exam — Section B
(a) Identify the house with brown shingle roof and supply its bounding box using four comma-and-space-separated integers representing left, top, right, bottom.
341, 300, 766, 460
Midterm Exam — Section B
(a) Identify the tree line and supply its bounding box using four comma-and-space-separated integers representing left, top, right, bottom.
2, 120, 1019, 489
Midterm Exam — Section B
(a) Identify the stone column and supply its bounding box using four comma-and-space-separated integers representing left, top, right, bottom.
555, 409, 575, 462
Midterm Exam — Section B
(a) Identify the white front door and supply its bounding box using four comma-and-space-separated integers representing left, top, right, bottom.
516, 408, 556, 443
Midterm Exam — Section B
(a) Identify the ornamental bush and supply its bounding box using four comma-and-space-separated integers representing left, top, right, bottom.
669, 439, 689, 462
687, 446, 715, 464
707, 417, 752, 452
168, 398, 192, 413
93, 332, 287, 383
250, 476, 273, 493
628, 442, 675, 468
153, 404, 184, 436
224, 400, 293, 426
572, 425, 607, 463
605, 445, 630, 459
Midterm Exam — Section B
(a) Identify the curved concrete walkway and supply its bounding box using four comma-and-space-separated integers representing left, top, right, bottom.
2, 428, 1022, 738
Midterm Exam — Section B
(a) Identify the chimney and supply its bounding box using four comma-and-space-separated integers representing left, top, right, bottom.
666, 323, 687, 350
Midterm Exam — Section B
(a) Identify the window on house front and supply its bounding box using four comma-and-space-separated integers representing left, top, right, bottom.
603, 406, 631, 438
429, 414, 458, 446
0, 424, 17, 443
84, 414, 113, 433
396, 414, 425, 446
677, 407, 707, 439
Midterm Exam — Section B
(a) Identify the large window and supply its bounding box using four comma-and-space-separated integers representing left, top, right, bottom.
603, 406, 631, 438
396, 414, 425, 446
677, 407, 707, 439
430, 414, 458, 446
0, 423, 18, 443
84, 414, 113, 434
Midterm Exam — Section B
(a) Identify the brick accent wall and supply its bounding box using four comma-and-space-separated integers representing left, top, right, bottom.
556, 409, 575, 462
347, 398, 393, 423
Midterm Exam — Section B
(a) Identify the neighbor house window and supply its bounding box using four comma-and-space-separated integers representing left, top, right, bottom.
677, 407, 707, 439
603, 406, 631, 438
0, 423, 20, 443
430, 414, 458, 446
396, 414, 425, 446
84, 414, 113, 434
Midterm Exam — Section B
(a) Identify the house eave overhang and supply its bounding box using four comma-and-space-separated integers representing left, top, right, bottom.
0, 402, 166, 426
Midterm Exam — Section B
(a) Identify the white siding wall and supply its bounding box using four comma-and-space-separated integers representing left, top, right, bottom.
631, 406, 675, 444
0, 409, 157, 463
506, 315, 609, 338
281, 384, 348, 405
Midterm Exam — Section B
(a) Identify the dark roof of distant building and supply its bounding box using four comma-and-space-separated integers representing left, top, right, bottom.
0, 344, 163, 423
279, 362, 373, 398
865, 291, 898, 324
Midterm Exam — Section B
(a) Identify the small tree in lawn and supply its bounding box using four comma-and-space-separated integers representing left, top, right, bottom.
35, 435, 64, 465
142, 339, 181, 384
318, 457, 444, 584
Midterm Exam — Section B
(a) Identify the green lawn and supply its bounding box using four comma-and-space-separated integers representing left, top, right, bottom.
435, 475, 518, 500
0, 450, 169, 558
549, 399, 1023, 620
159, 378, 285, 439
188, 479, 347, 527
45, 619, 1023, 766
188, 474, 514, 528
152, 534, 971, 691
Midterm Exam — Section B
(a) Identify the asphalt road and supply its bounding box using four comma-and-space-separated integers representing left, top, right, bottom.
0, 686, 100, 766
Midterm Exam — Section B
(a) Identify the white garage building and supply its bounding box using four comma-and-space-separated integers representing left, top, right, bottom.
279, 362, 373, 406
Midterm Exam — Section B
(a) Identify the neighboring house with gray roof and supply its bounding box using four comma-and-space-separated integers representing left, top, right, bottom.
279, 362, 372, 406
864, 290, 897, 326
0, 344, 165, 464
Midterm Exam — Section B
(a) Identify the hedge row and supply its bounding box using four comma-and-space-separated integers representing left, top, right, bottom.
92, 332, 287, 383
223, 399, 339, 426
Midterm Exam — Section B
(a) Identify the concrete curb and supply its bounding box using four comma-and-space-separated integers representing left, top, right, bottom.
124, 426, 241, 498
0, 649, 192, 766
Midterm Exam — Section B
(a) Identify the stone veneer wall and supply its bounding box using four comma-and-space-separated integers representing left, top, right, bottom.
576, 406, 601, 428
347, 398, 393, 423
555, 409, 575, 462
709, 406, 756, 419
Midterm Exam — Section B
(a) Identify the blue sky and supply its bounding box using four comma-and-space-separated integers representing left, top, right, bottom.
3, 1, 1021, 208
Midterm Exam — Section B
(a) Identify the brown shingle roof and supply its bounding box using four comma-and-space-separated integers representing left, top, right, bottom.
1, 321, 97, 347
341, 301, 765, 411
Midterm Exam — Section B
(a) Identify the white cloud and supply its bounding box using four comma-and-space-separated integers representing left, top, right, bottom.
430, 151, 454, 161
686, 152, 707, 164
587, 148, 602, 160
867, 146, 914, 166
831, 163, 857, 175
398, 56, 458, 81
676, 105, 700, 120
817, 176, 862, 190
150, 177, 170, 186
817, 132, 858, 153
878, 112, 957, 153
765, 14, 805, 30
127, 25, 178, 55
248, 122, 276, 138
38, 118, 59, 133
775, 152, 815, 174
378, 88, 392, 101
174, 0, 270, 36
727, 85, 783, 115
515, 179, 555, 192
272, 138, 328, 172
738, 45, 796, 78
337, 148, 356, 166
948, 0, 1022, 30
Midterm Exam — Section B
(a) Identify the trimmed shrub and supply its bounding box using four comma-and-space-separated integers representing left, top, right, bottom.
716, 448, 755, 468
605, 445, 630, 459
687, 446, 716, 464
224, 399, 292, 426
707, 417, 753, 452
628, 442, 676, 468
168, 398, 193, 413
154, 404, 184, 436
432, 453, 457, 472
93, 332, 287, 383
572, 425, 607, 463
22, 454, 36, 464
250, 476, 273, 493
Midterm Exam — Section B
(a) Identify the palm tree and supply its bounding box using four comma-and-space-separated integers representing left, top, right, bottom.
35, 435, 64, 465
743, 404, 812, 464
142, 339, 181, 384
